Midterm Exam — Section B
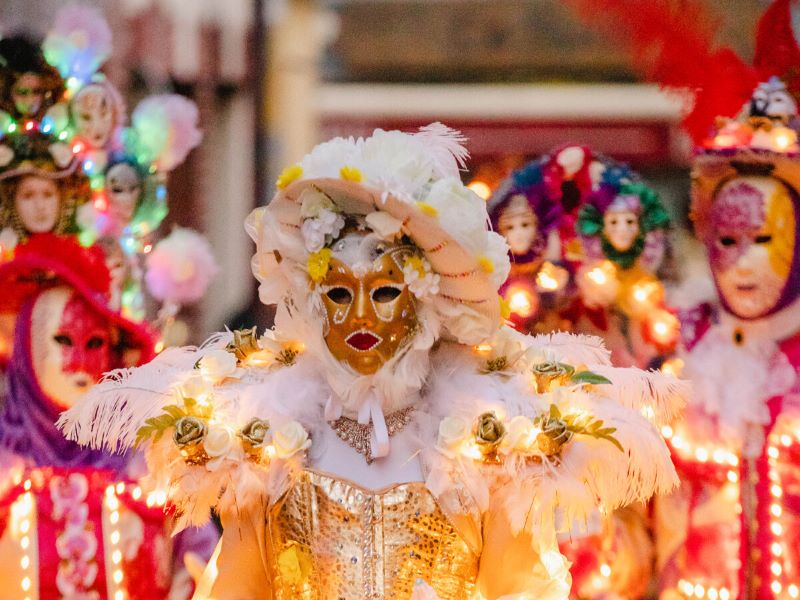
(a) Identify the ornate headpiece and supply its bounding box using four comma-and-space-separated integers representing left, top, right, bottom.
248, 123, 510, 344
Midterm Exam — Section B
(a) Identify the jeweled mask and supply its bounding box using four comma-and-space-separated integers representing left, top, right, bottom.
709, 176, 797, 318
31, 287, 115, 408
320, 232, 418, 375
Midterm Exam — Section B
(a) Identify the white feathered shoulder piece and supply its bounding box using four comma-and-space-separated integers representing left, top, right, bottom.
58, 328, 312, 531
420, 326, 687, 546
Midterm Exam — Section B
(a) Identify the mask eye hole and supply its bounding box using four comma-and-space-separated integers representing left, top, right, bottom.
86, 337, 105, 349
719, 236, 737, 247
755, 234, 772, 244
326, 287, 352, 305
54, 334, 73, 346
372, 286, 402, 303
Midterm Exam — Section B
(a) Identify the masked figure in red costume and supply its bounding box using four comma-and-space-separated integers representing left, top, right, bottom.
656, 77, 800, 599
0, 235, 216, 599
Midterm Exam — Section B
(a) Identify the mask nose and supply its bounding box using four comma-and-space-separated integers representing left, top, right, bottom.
352, 282, 374, 328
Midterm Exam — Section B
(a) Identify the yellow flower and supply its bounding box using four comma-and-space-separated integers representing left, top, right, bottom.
499, 295, 511, 320
339, 165, 363, 182
307, 248, 332, 283
477, 255, 494, 274
416, 202, 438, 217
276, 165, 303, 190
404, 255, 426, 278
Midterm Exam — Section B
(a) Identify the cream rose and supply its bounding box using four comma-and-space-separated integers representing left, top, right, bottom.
177, 374, 209, 400
203, 426, 236, 471
199, 349, 240, 384
436, 416, 470, 457
500, 415, 534, 454
273, 421, 311, 459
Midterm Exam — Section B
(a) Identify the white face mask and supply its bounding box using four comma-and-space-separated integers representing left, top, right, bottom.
72, 85, 115, 149
14, 175, 61, 233
602, 209, 640, 252
105, 163, 142, 225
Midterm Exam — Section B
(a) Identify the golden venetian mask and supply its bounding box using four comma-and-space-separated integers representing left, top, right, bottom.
319, 233, 418, 375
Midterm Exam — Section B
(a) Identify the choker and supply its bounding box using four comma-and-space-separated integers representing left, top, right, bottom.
328, 406, 415, 464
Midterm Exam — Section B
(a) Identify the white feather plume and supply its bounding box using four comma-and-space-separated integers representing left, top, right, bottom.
587, 365, 690, 427
413, 122, 470, 178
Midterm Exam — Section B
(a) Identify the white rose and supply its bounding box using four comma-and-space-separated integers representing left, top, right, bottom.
436, 416, 469, 457
361, 129, 433, 198
203, 426, 236, 471
273, 421, 311, 459
500, 415, 534, 454
177, 374, 209, 399
199, 349, 240, 383
365, 211, 403, 241
299, 136, 362, 180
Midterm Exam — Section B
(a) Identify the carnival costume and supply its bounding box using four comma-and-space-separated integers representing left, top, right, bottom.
654, 77, 800, 600
60, 124, 688, 599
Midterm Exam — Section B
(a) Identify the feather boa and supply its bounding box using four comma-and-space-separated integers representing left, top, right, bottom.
59, 327, 685, 539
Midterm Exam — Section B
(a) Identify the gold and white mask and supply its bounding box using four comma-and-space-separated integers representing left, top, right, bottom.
319, 232, 418, 375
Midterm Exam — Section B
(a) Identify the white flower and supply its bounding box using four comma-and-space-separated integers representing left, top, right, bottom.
403, 256, 440, 299
300, 208, 345, 253
436, 416, 470, 457
203, 426, 237, 471
176, 373, 209, 399
299, 136, 362, 179
361, 129, 434, 198
273, 421, 311, 458
422, 178, 487, 254
500, 415, 535, 454
365, 210, 403, 241
482, 232, 511, 288
0, 227, 19, 253
198, 349, 240, 383
435, 299, 496, 345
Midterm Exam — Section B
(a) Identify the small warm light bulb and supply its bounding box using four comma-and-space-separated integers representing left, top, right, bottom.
467, 180, 491, 200
508, 289, 534, 318
587, 267, 607, 285
113, 569, 123, 584
21, 577, 31, 591
771, 581, 782, 595
599, 563, 611, 578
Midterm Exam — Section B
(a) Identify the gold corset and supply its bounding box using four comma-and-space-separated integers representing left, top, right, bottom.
267, 470, 479, 599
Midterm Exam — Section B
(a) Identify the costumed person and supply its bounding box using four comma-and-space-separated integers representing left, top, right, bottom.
60, 124, 688, 599
0, 234, 217, 599
655, 79, 800, 600
554, 1, 800, 597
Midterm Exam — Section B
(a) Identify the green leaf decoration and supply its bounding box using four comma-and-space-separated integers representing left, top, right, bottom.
570, 370, 612, 386
134, 412, 180, 448
576, 204, 604, 236
562, 410, 624, 452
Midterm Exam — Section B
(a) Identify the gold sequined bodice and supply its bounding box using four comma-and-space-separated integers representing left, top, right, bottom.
266, 470, 479, 599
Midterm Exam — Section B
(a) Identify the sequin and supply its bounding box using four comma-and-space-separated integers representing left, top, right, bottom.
268, 470, 479, 599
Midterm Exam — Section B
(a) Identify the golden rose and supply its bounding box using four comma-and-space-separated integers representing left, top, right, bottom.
474, 412, 506, 454
173, 416, 207, 447
239, 418, 271, 462
532, 361, 575, 393
534, 415, 573, 457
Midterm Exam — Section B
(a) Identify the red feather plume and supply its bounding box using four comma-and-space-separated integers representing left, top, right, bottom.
754, 0, 800, 97
562, 0, 759, 143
